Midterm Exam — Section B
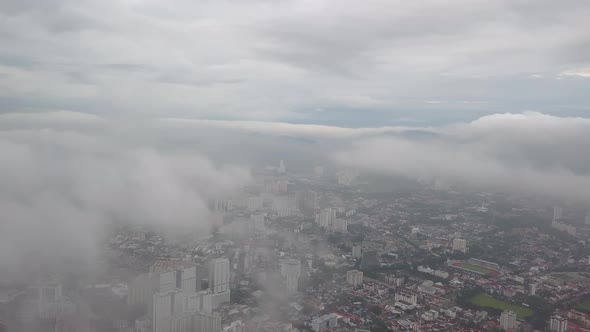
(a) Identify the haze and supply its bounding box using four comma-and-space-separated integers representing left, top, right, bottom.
1, 1, 590, 332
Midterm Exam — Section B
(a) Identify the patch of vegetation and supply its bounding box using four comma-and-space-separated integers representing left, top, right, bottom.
469, 294, 534, 318
575, 299, 590, 313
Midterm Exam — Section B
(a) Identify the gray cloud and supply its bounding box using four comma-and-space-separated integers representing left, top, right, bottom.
158, 117, 423, 139
335, 112, 590, 202
158, 111, 590, 202
0, 0, 589, 121
0, 112, 251, 279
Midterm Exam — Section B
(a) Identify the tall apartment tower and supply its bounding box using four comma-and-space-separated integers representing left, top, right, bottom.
279, 258, 302, 296
500, 310, 517, 332
553, 206, 564, 221
550, 315, 568, 332
208, 258, 230, 294
452, 238, 467, 253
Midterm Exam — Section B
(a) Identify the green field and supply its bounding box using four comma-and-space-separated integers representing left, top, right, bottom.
576, 299, 590, 313
462, 263, 493, 274
469, 294, 534, 318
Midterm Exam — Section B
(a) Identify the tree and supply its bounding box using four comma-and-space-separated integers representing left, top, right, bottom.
370, 306, 383, 315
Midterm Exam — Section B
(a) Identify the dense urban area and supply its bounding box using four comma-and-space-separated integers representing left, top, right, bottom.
3, 161, 590, 332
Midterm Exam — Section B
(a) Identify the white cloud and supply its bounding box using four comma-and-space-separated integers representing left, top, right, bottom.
0, 110, 105, 129
158, 117, 421, 139
159, 111, 590, 203
334, 112, 590, 202
560, 68, 590, 78
0, 0, 589, 119
0, 113, 251, 278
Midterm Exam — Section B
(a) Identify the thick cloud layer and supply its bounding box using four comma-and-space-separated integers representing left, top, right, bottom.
1, 0, 589, 122
0, 113, 251, 279
159, 118, 418, 140
158, 111, 590, 202
335, 112, 590, 201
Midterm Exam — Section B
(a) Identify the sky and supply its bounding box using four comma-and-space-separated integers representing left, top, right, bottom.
1, 0, 589, 125
1, 0, 590, 278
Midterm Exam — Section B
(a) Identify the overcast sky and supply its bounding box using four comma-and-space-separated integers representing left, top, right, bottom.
1, 0, 589, 125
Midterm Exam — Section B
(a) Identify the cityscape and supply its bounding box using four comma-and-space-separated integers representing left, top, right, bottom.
1, 1, 590, 332
2, 159, 590, 332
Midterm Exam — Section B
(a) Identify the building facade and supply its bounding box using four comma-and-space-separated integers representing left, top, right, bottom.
280, 259, 302, 296
346, 270, 364, 286
500, 310, 517, 332
209, 259, 230, 294
452, 238, 467, 253
550, 315, 568, 332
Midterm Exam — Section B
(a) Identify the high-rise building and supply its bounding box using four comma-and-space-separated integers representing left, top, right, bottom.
153, 290, 185, 332
160, 267, 198, 294
394, 291, 417, 305
352, 245, 362, 259
278, 160, 286, 173
500, 310, 517, 332
452, 238, 467, 253
273, 196, 297, 217
209, 258, 230, 294
550, 315, 568, 332
346, 270, 364, 286
128, 261, 199, 314
153, 290, 221, 332
553, 206, 564, 221
315, 208, 336, 229
585, 213, 590, 225
280, 259, 302, 296
170, 312, 221, 332
20, 282, 76, 322
247, 196, 263, 211
311, 313, 339, 332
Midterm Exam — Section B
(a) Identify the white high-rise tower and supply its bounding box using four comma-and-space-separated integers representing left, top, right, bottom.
278, 160, 286, 173
553, 206, 563, 221
209, 258, 230, 294
279, 258, 301, 296
500, 310, 517, 332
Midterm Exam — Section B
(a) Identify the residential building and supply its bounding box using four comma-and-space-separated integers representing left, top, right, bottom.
278, 160, 286, 173
128, 262, 198, 316
394, 291, 417, 306
553, 206, 564, 221
452, 238, 467, 253
153, 290, 184, 332
273, 196, 297, 217
315, 208, 336, 229
311, 313, 339, 332
346, 270, 364, 286
280, 259, 302, 296
500, 310, 517, 332
209, 258, 230, 294
352, 245, 362, 259
550, 315, 568, 332
170, 312, 221, 332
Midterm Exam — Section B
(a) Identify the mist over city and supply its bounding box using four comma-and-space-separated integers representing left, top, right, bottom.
1, 1, 590, 332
